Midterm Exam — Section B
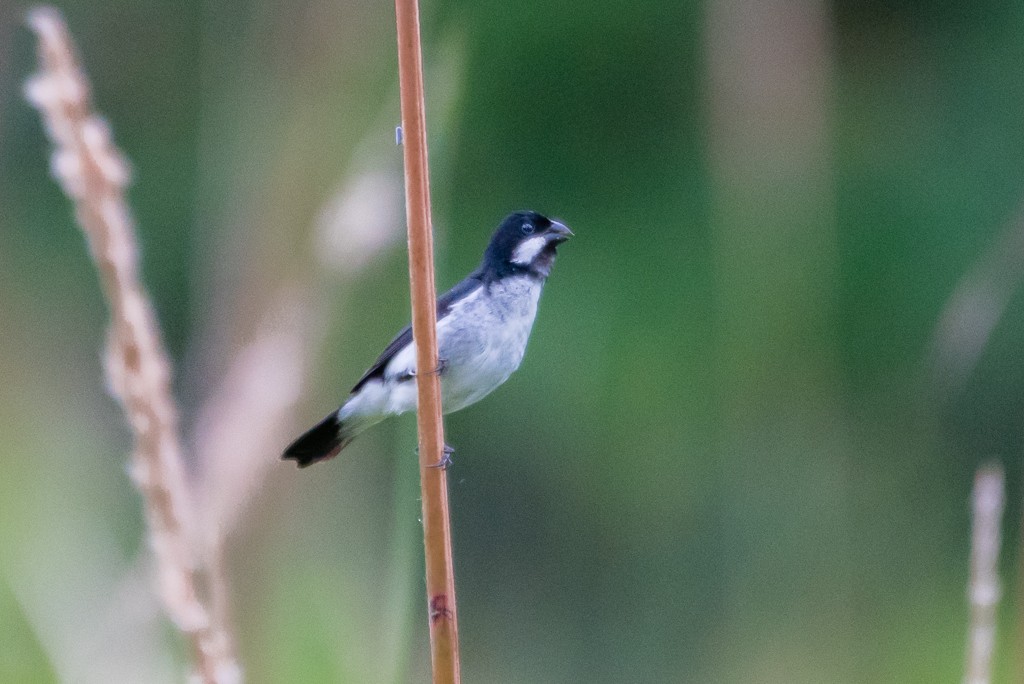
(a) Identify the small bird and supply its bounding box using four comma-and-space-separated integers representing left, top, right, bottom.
283, 210, 572, 467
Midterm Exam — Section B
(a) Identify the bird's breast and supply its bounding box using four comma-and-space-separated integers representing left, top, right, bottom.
437, 276, 543, 411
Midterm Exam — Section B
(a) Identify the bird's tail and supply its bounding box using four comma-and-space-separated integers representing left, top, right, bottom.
282, 411, 358, 468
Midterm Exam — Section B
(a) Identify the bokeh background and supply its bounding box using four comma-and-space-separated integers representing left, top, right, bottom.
3, 0, 1024, 682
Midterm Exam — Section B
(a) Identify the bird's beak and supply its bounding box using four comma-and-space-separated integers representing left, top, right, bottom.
546, 220, 573, 243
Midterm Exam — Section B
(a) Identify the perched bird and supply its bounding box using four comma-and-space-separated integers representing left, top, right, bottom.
283, 210, 572, 467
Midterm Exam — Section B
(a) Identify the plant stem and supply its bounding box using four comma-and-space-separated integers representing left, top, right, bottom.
965, 464, 1004, 684
24, 7, 240, 682
393, 1, 461, 682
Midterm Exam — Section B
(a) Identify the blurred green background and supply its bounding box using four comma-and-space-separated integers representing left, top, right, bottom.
3, 0, 1024, 682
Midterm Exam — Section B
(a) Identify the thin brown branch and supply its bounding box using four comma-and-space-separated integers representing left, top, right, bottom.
24, 7, 240, 683
964, 464, 1004, 684
394, 0, 461, 680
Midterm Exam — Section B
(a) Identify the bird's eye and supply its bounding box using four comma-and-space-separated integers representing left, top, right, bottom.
520, 222, 535, 235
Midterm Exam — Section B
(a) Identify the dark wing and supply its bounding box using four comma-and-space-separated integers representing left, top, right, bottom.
350, 272, 484, 392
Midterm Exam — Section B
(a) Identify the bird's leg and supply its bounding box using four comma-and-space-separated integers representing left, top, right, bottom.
427, 443, 455, 470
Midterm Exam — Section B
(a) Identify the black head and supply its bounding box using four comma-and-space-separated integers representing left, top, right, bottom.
481, 210, 572, 280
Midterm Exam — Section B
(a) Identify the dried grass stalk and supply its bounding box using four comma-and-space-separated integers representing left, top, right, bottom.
25, 7, 240, 683
964, 464, 1004, 684
393, 0, 462, 679
394, 0, 461, 680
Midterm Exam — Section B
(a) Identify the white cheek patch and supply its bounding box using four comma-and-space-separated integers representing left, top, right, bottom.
511, 236, 549, 265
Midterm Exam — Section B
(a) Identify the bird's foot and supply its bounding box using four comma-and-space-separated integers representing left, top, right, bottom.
427, 443, 455, 470
406, 358, 447, 380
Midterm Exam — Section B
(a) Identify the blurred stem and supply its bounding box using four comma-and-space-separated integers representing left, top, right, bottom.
964, 464, 1003, 684
394, 0, 462, 681
705, 0, 852, 674
928, 204, 1024, 398
24, 8, 239, 682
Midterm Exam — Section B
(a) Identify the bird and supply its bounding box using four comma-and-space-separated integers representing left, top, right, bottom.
283, 210, 572, 468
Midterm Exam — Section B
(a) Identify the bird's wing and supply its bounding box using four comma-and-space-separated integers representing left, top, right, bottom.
350, 273, 484, 392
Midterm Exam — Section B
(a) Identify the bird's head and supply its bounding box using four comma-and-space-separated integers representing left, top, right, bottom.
482, 210, 572, 280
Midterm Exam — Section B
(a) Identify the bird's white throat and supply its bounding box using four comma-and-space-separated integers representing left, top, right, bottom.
511, 235, 550, 266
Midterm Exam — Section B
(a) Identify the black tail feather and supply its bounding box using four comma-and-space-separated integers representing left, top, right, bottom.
283, 412, 349, 468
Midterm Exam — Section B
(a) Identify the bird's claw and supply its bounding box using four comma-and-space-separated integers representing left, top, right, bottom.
406, 358, 447, 380
427, 443, 455, 470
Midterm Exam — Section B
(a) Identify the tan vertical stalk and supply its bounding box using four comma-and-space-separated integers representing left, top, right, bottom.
25, 8, 240, 683
965, 465, 1004, 684
393, 0, 462, 682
